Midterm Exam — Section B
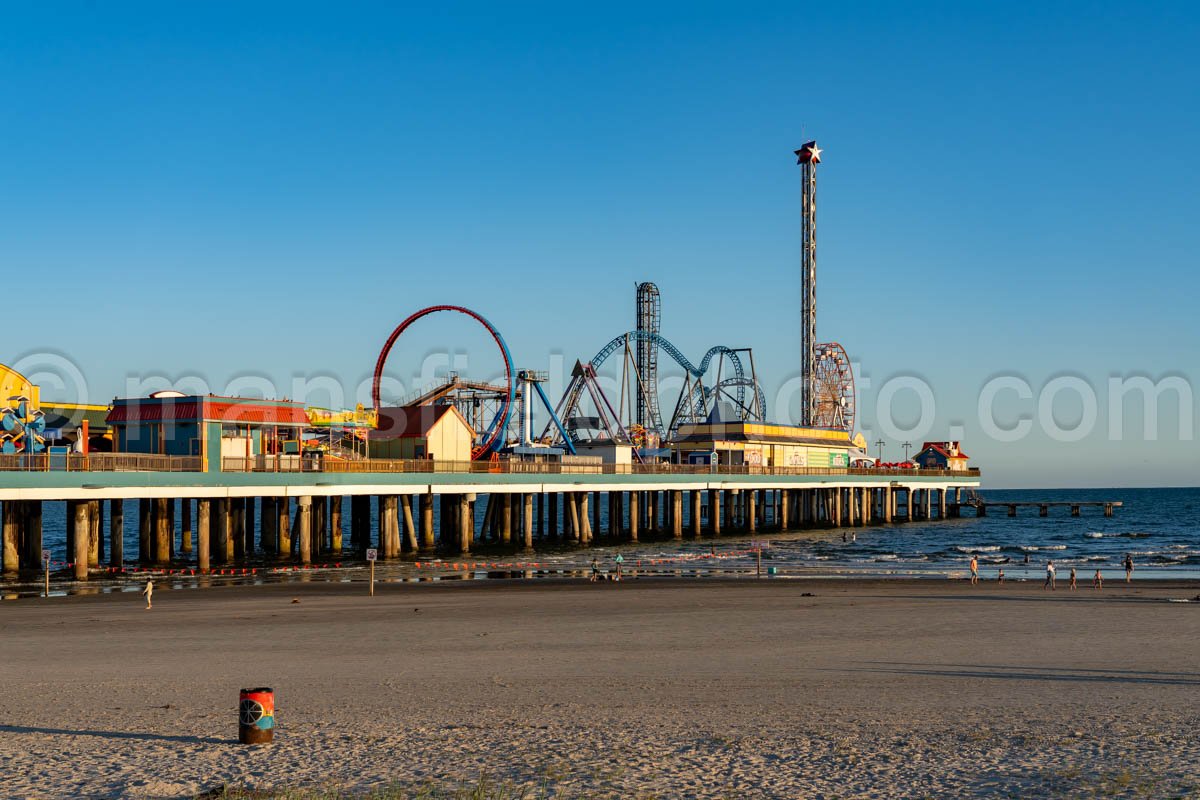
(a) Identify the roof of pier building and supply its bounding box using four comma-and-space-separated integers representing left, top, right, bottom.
917, 441, 969, 460
372, 403, 475, 440
106, 395, 308, 427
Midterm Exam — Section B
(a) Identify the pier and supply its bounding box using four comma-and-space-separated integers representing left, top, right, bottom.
0, 459, 981, 581
956, 500, 1123, 518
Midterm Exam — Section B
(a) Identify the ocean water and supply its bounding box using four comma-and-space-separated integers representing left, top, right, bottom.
21, 487, 1200, 585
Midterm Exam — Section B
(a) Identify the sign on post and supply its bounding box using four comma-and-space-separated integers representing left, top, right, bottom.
42, 550, 51, 598
365, 548, 377, 597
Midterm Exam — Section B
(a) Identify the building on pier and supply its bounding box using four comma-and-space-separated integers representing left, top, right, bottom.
370, 404, 475, 461
912, 441, 970, 472
670, 422, 852, 468
107, 394, 308, 471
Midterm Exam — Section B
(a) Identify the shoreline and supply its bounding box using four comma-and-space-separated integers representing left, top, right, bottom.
5, 566, 1200, 603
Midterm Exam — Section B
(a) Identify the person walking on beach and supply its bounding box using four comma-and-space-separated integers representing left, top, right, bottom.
1093, 569, 1104, 590
589, 557, 600, 583
1069, 566, 1077, 591
969, 555, 979, 585
141, 578, 154, 610
1044, 560, 1056, 591
1124, 553, 1134, 583
614, 553, 624, 582
997, 568, 1005, 585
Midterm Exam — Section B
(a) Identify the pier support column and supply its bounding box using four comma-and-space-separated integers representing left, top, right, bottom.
1071, 505, 1080, 517
593, 492, 602, 541
628, 491, 639, 542
260, 497, 276, 554
379, 496, 396, 558
747, 491, 757, 533
672, 491, 683, 539
197, 499, 211, 572
779, 490, 789, 532
711, 490, 721, 535
212, 500, 227, 564
1039, 504, 1048, 517
690, 490, 702, 537
232, 498, 246, 560
501, 494, 513, 546
109, 499, 124, 568
938, 489, 946, 519
313, 496, 326, 556
566, 493, 581, 543
331, 496, 344, 553
23, 501, 42, 569
181, 499, 193, 554
154, 497, 171, 565
1104, 503, 1114, 518
275, 497, 290, 557
89, 501, 101, 567
580, 492, 591, 545
523, 494, 534, 551
138, 499, 151, 563
905, 489, 914, 521
73, 501, 89, 581
549, 493, 559, 539
420, 494, 435, 552
2, 502, 19, 573
459, 494, 472, 554
401, 496, 417, 553
245, 498, 256, 555
296, 496, 312, 564
884, 488, 893, 523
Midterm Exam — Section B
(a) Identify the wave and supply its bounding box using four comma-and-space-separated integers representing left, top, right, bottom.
955, 545, 1000, 553
1042, 545, 1067, 551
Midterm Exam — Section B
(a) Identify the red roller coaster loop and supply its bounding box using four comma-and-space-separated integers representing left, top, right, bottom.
371, 305, 515, 459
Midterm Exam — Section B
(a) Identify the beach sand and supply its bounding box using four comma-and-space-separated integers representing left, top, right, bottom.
2, 577, 1199, 799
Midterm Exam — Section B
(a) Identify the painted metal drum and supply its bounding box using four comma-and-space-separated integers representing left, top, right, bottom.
238, 687, 275, 744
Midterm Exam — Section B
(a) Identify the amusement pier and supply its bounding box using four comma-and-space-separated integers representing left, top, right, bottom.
1, 143, 984, 584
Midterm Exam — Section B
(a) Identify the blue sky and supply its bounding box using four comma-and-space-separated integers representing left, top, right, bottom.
2, 2, 1197, 488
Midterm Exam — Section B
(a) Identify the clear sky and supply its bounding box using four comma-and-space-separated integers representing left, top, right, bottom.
2, 2, 1197, 488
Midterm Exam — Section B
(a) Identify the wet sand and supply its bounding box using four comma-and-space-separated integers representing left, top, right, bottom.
2, 577, 1199, 799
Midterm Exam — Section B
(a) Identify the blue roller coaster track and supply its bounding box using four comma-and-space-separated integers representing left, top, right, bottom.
588, 331, 765, 436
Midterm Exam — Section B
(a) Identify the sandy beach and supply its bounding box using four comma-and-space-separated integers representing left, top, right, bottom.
2, 577, 1199, 799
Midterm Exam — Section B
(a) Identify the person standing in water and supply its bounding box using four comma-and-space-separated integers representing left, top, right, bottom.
1069, 566, 1077, 591
1093, 569, 1104, 589
1124, 553, 1134, 583
969, 555, 979, 585
141, 578, 154, 610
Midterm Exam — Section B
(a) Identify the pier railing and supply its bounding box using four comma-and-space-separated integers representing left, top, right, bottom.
0, 451, 979, 479
220, 456, 980, 480
0, 453, 203, 472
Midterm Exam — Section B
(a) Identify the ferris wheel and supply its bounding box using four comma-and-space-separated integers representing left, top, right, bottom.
811, 342, 855, 432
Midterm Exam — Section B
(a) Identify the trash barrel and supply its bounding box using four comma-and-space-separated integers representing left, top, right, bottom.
238, 687, 275, 744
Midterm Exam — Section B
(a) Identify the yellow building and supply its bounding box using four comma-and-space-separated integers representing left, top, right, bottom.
671, 422, 852, 468
369, 404, 475, 462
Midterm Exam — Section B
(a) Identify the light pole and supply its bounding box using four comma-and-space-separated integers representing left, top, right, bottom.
902, 441, 913, 461
874, 439, 885, 461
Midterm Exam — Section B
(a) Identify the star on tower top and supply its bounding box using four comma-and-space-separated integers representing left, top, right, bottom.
794, 141, 822, 164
